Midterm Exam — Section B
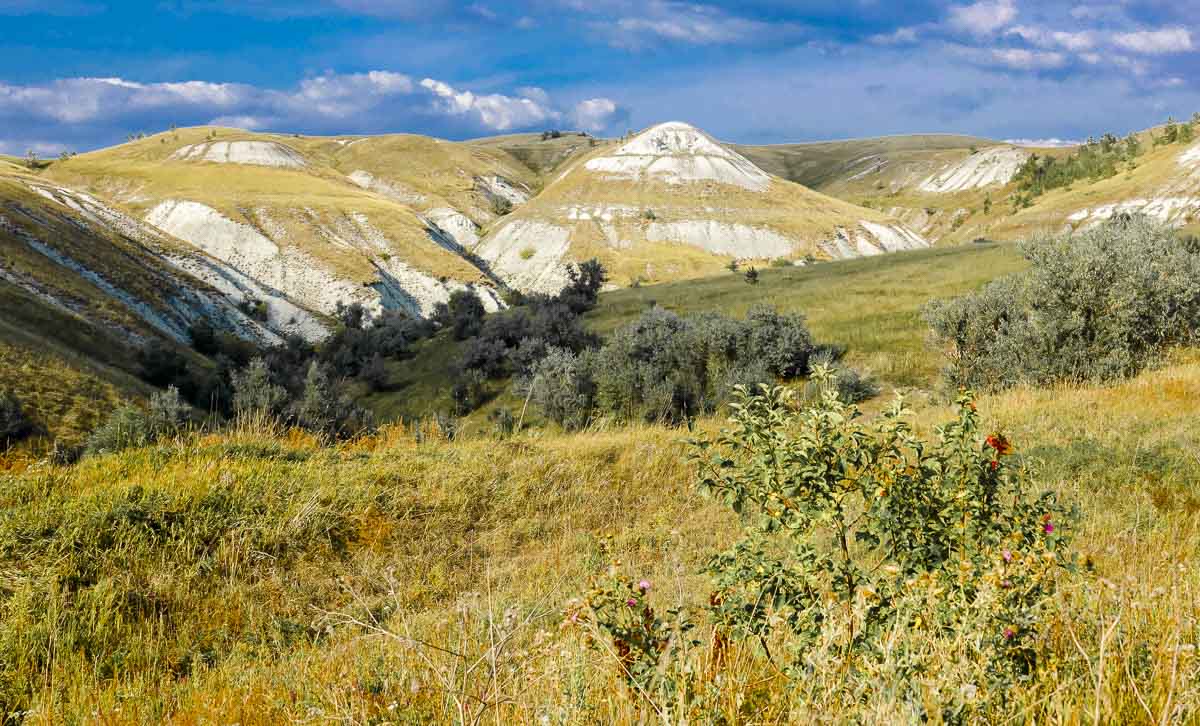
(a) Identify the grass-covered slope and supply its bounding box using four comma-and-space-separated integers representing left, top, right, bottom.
5, 351, 1200, 721
38, 127, 511, 323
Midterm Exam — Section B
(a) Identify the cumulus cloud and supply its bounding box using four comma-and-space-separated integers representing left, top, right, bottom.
947, 0, 1017, 36
0, 72, 624, 151
570, 98, 627, 132
1113, 28, 1193, 55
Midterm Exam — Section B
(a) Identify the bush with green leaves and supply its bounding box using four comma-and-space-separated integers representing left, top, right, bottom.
290, 361, 372, 438
925, 217, 1200, 390
231, 357, 289, 417
0, 390, 32, 445
434, 290, 487, 340
522, 347, 597, 431
85, 386, 190, 456
687, 374, 1075, 692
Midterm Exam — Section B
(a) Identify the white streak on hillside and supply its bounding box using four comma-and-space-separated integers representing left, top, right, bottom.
645, 221, 794, 258
347, 170, 428, 204
1067, 197, 1200, 227
585, 122, 771, 192
170, 141, 309, 168
425, 208, 480, 248
918, 147, 1028, 193
472, 220, 572, 294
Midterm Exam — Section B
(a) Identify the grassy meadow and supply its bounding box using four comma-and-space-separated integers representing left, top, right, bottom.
4, 351, 1200, 721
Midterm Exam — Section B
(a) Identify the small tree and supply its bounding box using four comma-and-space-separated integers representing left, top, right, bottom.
436, 291, 487, 340
24, 149, 38, 170
983, 193, 992, 215
744, 267, 759, 285
231, 358, 288, 417
726, 259, 739, 273
359, 353, 388, 392
0, 390, 32, 444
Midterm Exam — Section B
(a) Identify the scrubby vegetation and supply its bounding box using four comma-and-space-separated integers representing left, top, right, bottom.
925, 217, 1200, 390
10, 218, 1200, 721
1010, 132, 1142, 208
0, 390, 32, 445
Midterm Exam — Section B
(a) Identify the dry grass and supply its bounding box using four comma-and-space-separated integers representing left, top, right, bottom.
7, 353, 1200, 722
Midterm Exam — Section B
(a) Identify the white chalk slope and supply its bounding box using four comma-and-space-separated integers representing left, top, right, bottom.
918, 147, 1028, 193
585, 122, 772, 192
1066, 142, 1200, 229
475, 122, 929, 293
170, 140, 309, 168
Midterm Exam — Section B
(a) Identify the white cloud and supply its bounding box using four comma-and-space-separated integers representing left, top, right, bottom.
870, 27, 919, 45
948, 0, 1017, 36
1112, 28, 1193, 55
989, 48, 1067, 70
571, 98, 624, 132
1007, 26, 1097, 52
594, 1, 771, 49
0, 72, 626, 146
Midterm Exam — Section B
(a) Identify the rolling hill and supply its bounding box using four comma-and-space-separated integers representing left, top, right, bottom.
474, 122, 930, 290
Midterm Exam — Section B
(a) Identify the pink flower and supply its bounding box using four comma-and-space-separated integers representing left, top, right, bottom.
1002, 549, 1012, 562
626, 598, 637, 607
1003, 627, 1016, 640
638, 580, 651, 592
1044, 521, 1055, 534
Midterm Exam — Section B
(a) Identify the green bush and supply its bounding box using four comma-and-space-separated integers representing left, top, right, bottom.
231, 358, 289, 417
85, 387, 190, 457
689, 374, 1075, 688
0, 390, 32, 445
290, 361, 372, 438
925, 217, 1200, 390
523, 348, 596, 431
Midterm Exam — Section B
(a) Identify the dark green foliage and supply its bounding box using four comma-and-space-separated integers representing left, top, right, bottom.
290, 361, 371, 438
137, 340, 189, 388
85, 387, 190, 456
0, 390, 32, 445
925, 218, 1200, 390
336, 302, 367, 330
1011, 133, 1141, 203
237, 297, 269, 322
454, 260, 605, 387
231, 358, 289, 417
526, 306, 818, 427
359, 353, 388, 392
524, 348, 597, 431
435, 291, 487, 340
744, 267, 759, 285
689, 382, 1075, 678
188, 319, 218, 355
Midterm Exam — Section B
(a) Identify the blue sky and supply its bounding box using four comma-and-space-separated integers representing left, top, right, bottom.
0, 0, 1197, 153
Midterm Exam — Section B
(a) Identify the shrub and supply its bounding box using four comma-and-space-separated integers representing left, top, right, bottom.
85, 387, 189, 456
359, 353, 388, 392
744, 267, 759, 285
188, 319, 218, 355
231, 358, 289, 417
435, 291, 487, 340
592, 308, 709, 424
0, 390, 32, 444
743, 306, 814, 378
523, 348, 596, 431
688, 376, 1076, 686
137, 340, 188, 388
925, 217, 1200, 390
291, 361, 371, 438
